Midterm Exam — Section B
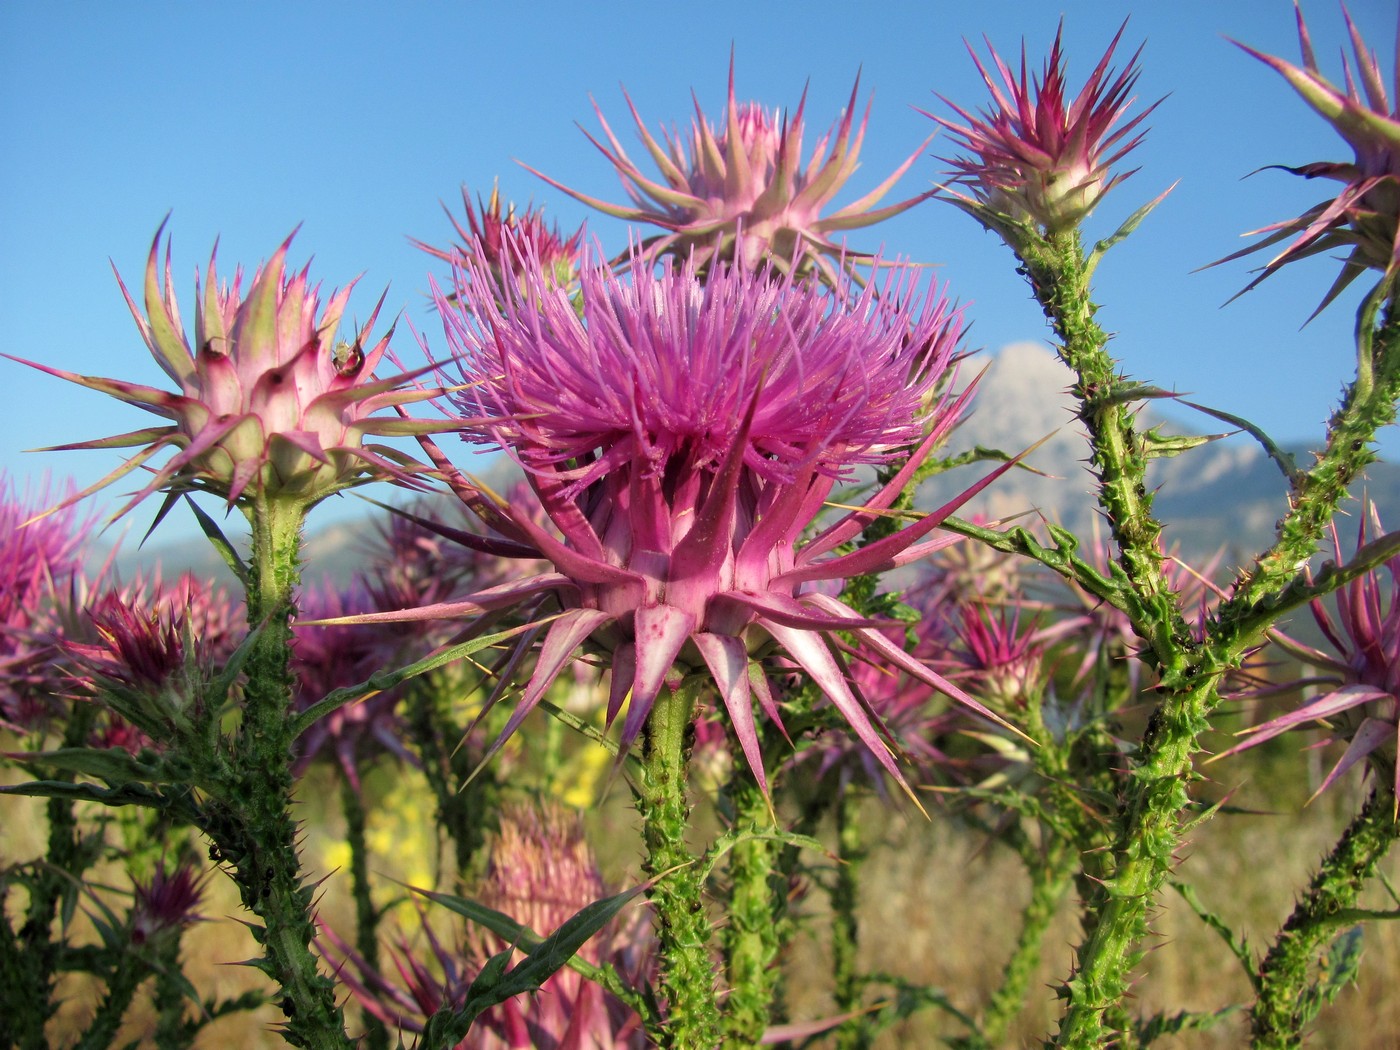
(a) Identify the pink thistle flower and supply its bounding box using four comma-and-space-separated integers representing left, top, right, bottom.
524, 59, 933, 283
1220, 508, 1400, 803
7, 221, 451, 521
926, 21, 1158, 237
130, 855, 207, 948
370, 237, 1022, 800
1214, 4, 1400, 314
319, 800, 651, 1048
949, 599, 1046, 713
416, 182, 587, 294
0, 473, 96, 730
60, 573, 240, 744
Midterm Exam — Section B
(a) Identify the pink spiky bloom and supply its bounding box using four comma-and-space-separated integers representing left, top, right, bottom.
361, 235, 1023, 800
416, 183, 586, 293
130, 855, 208, 948
950, 599, 1046, 713
59, 573, 241, 745
524, 59, 933, 283
926, 21, 1157, 237
1214, 4, 1400, 315
1220, 508, 1400, 804
319, 800, 652, 1048
7, 221, 451, 521
0, 474, 95, 730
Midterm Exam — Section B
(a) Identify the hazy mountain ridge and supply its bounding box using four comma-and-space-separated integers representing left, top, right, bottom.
922, 342, 1400, 567
114, 342, 1400, 586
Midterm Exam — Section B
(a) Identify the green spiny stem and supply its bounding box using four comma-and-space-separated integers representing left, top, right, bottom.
341, 774, 389, 1050
1050, 303, 1400, 1048
635, 681, 720, 1049
7, 705, 98, 1050
1219, 303, 1400, 637
1251, 789, 1400, 1049
74, 951, 149, 1050
404, 679, 492, 877
204, 495, 352, 1050
832, 791, 871, 1050
973, 839, 1076, 1050
721, 771, 786, 1049
1017, 230, 1181, 667
1011, 229, 1215, 1049
153, 937, 193, 1050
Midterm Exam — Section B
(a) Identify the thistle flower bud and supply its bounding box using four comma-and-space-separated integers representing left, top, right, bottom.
8, 221, 452, 521
525, 58, 933, 283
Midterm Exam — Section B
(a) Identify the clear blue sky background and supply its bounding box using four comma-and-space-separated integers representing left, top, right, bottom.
2, 0, 1395, 541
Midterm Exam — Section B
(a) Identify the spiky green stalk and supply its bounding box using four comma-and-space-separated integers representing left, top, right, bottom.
2, 705, 98, 1050
340, 775, 389, 1050
722, 768, 787, 1049
832, 790, 873, 1050
1251, 789, 1400, 1048
635, 679, 721, 1049
1008, 230, 1400, 1047
200, 495, 353, 1050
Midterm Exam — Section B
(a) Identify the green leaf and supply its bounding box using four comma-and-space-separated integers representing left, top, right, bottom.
290, 616, 557, 740
698, 825, 833, 884
185, 496, 250, 587
8, 747, 164, 788
1317, 925, 1365, 1004
1138, 426, 1228, 460
414, 879, 655, 1044
1085, 181, 1178, 277
1172, 881, 1258, 990
0, 779, 174, 812
1177, 399, 1303, 484
1133, 1005, 1239, 1045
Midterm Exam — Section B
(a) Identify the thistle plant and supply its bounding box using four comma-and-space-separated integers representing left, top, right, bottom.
345, 232, 1030, 1045
12, 7, 1400, 1050
5, 224, 461, 1049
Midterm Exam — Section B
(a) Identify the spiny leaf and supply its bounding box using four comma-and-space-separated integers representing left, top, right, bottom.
1178, 399, 1303, 484
698, 825, 833, 884
1172, 881, 1258, 990
1137, 426, 1227, 460
413, 879, 656, 1028
1085, 181, 1178, 277
290, 617, 554, 740
185, 496, 250, 587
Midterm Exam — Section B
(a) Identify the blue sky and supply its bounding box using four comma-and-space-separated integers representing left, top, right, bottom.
2, 0, 1395, 541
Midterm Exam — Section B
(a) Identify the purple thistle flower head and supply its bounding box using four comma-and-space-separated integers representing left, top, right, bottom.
7, 221, 452, 521
382, 235, 1023, 801
1214, 4, 1400, 315
927, 21, 1157, 238
130, 855, 207, 948
416, 182, 587, 295
1222, 507, 1400, 803
60, 572, 240, 744
0, 473, 95, 731
524, 57, 933, 283
319, 800, 651, 1048
950, 599, 1046, 713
